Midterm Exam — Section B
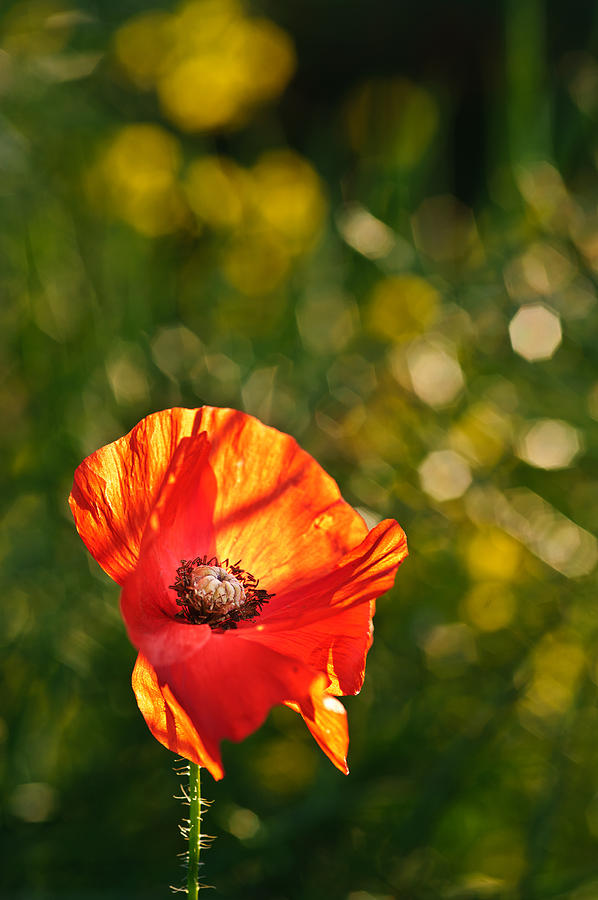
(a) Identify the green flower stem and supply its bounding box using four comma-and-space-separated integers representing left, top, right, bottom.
187, 762, 201, 898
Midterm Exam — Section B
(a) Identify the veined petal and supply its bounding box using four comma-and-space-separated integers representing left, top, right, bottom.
69, 408, 205, 584
242, 600, 374, 696
196, 407, 369, 593
124, 429, 219, 634
132, 652, 224, 779
131, 628, 319, 778
256, 518, 407, 630
69, 407, 369, 593
285, 680, 350, 774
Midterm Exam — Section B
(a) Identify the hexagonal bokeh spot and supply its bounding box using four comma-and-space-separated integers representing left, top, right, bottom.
517, 418, 581, 470
407, 342, 464, 408
509, 303, 562, 362
418, 449, 472, 501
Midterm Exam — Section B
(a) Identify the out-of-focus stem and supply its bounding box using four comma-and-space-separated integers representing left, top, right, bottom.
505, 0, 551, 164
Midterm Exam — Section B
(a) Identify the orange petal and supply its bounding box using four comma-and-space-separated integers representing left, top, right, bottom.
285, 679, 350, 774
196, 407, 369, 593
132, 651, 224, 779
69, 408, 205, 584
69, 406, 368, 590
258, 518, 407, 630
237, 519, 406, 699
119, 429, 219, 646
243, 599, 374, 696
129, 623, 320, 777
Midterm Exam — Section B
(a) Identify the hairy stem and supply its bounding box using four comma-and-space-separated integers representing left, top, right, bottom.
187, 762, 201, 898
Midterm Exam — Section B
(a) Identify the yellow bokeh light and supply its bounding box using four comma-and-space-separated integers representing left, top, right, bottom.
522, 631, 585, 719
368, 274, 439, 342
227, 806, 260, 840
421, 622, 476, 662
113, 11, 173, 89
238, 19, 297, 102
462, 582, 516, 632
169, 0, 245, 52
106, 344, 149, 406
150, 325, 204, 381
251, 150, 327, 251
566, 52, 598, 115
222, 231, 290, 295
153, 0, 295, 132
450, 403, 511, 468
296, 292, 356, 354
464, 528, 523, 582
185, 156, 249, 229
89, 124, 186, 236
183, 148, 326, 248
158, 51, 248, 132
344, 395, 409, 463
516, 161, 573, 230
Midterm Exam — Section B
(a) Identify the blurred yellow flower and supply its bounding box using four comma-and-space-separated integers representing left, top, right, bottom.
450, 402, 511, 468
464, 528, 523, 582
182, 148, 327, 290
113, 11, 173, 89
184, 156, 249, 229
462, 582, 517, 632
158, 49, 248, 132
516, 161, 573, 231
521, 630, 586, 720
87, 124, 186, 236
222, 231, 291, 295
114, 0, 295, 133
251, 150, 327, 252
368, 274, 440, 342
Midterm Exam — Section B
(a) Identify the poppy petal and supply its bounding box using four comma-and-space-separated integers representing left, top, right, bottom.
119, 441, 218, 655
255, 518, 407, 629
132, 651, 224, 779
285, 681, 350, 774
195, 407, 369, 593
125, 427, 218, 635
123, 517, 404, 696
129, 624, 320, 778
69, 408, 205, 584
70, 406, 369, 594
243, 600, 374, 696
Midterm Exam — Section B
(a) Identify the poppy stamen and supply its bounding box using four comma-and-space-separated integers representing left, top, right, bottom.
170, 555, 273, 631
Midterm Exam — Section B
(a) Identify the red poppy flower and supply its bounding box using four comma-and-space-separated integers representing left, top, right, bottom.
69, 407, 407, 780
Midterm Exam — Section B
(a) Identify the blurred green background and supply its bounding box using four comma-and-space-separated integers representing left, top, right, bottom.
3, 0, 598, 897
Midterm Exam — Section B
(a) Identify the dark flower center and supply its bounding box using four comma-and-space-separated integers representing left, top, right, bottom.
170, 555, 273, 631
